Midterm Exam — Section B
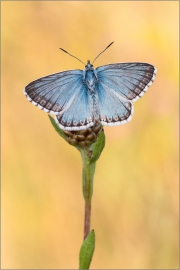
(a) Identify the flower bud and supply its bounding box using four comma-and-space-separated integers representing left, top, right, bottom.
63, 121, 103, 147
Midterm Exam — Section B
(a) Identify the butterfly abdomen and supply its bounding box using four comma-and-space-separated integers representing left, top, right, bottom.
89, 92, 100, 120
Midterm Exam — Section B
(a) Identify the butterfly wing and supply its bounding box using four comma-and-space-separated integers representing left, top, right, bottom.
55, 82, 94, 131
24, 70, 83, 114
96, 63, 157, 126
24, 69, 94, 130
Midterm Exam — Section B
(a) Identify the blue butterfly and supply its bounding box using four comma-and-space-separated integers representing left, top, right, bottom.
24, 42, 157, 131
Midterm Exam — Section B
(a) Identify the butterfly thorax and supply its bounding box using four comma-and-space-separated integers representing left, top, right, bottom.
83, 61, 98, 91
85, 70, 96, 88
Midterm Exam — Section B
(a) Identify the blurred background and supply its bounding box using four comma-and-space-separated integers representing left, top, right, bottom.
2, 1, 179, 269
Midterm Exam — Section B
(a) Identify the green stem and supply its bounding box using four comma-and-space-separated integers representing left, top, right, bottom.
84, 196, 91, 240
48, 116, 105, 269
81, 149, 96, 240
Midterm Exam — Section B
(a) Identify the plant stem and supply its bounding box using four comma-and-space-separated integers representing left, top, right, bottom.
81, 149, 96, 240
84, 197, 91, 240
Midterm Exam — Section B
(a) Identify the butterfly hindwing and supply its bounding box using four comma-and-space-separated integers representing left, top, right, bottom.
55, 82, 93, 130
24, 70, 83, 114
97, 80, 133, 126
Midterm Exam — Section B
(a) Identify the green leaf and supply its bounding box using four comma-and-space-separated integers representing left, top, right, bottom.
48, 115, 67, 140
89, 129, 105, 164
79, 230, 95, 269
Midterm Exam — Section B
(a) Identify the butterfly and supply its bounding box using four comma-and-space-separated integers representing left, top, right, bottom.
24, 42, 157, 131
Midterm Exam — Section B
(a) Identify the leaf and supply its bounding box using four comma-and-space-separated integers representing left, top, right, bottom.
89, 130, 105, 164
48, 115, 67, 140
79, 230, 95, 269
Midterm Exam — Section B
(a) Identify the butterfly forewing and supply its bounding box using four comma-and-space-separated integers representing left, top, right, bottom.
24, 70, 83, 114
97, 63, 157, 102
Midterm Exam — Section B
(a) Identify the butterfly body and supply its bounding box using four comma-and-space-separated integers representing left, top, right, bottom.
83, 61, 100, 121
24, 59, 157, 131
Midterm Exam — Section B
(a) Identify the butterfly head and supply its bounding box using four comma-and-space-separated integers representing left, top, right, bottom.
85, 60, 93, 69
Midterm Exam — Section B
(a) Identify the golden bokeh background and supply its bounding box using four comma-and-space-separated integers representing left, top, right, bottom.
2, 1, 179, 269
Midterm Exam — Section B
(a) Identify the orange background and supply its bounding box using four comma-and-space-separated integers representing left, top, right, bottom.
2, 1, 179, 269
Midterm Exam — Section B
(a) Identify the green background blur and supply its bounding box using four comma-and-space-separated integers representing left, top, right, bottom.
2, 1, 179, 269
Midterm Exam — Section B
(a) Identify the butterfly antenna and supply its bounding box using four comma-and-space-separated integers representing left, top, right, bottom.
60, 48, 85, 65
92, 41, 114, 64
